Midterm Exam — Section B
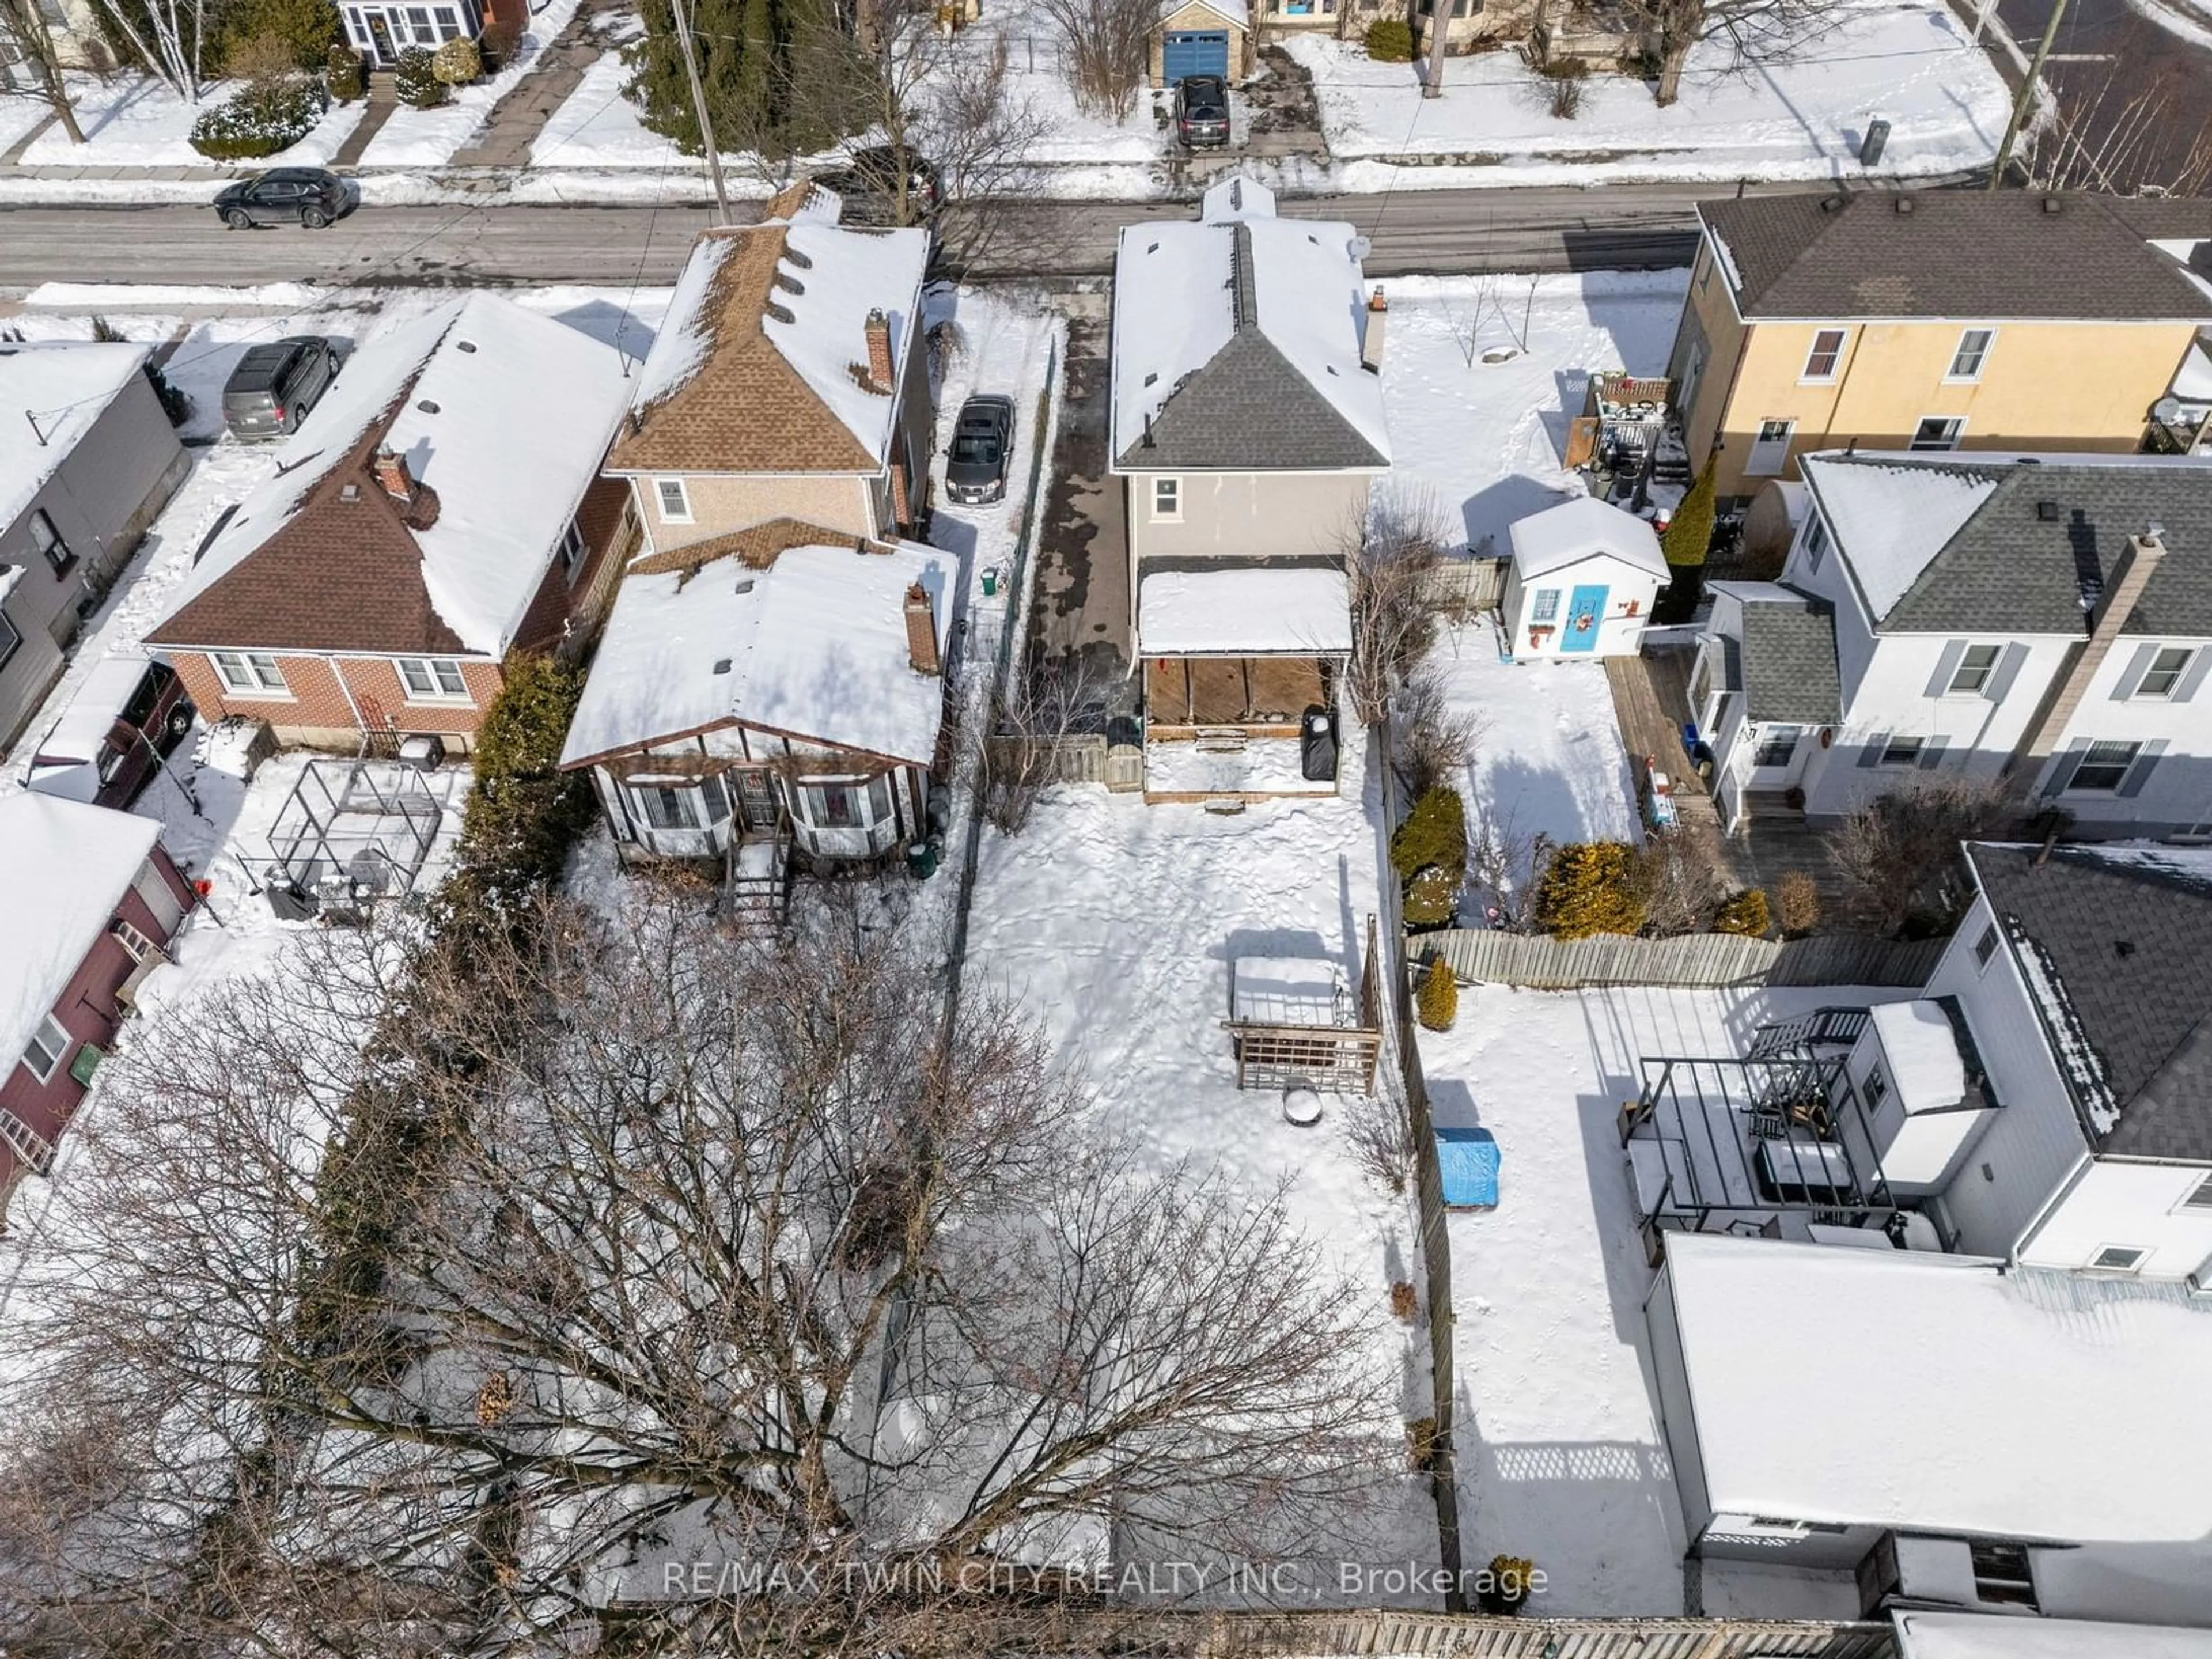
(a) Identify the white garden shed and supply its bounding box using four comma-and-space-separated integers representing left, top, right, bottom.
1502, 495, 1670, 660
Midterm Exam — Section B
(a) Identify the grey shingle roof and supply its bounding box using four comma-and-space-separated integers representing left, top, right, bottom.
1115, 223, 1388, 473
1698, 191, 2212, 321
1969, 842, 2212, 1162
1810, 454, 2212, 637
1736, 586, 1840, 723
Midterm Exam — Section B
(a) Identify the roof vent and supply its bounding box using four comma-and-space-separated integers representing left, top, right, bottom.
1147, 241, 1160, 255
1143, 371, 1158, 386
766, 301, 797, 327
733, 577, 755, 594
2115, 939, 2136, 959
1820, 193, 1847, 213
783, 246, 813, 270
712, 657, 733, 674
416, 398, 440, 414
1895, 196, 1912, 214
340, 482, 361, 503
774, 270, 805, 297
2043, 195, 2063, 214
456, 340, 477, 353
2036, 501, 2060, 521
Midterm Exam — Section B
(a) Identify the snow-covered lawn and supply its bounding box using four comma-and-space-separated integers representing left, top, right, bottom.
358, 0, 586, 166
1376, 271, 1687, 557
965, 740, 1444, 1601
16, 71, 363, 168
1418, 982, 1909, 1617
1287, 0, 2009, 187
529, 39, 682, 169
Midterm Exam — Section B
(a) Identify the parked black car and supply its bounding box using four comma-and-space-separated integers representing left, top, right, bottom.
213, 168, 347, 229
221, 335, 343, 442
1174, 75, 1232, 149
816, 145, 941, 226
944, 394, 1014, 505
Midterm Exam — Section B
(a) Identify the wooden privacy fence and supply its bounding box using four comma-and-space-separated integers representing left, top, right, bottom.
1419, 556, 1509, 615
910, 1609, 1893, 1659
985, 732, 1143, 792
1417, 929, 1948, 991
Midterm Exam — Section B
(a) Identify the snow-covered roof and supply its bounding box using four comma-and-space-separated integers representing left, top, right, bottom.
1866, 999, 1965, 1109
1895, 1612, 2212, 1659
1657, 1234, 2212, 1543
152, 295, 630, 657
1800, 452, 1999, 622
0, 794, 160, 1080
2173, 339, 2212, 406
1232, 956, 1348, 1025
610, 188, 930, 477
0, 341, 151, 533
1508, 494, 1669, 581
29, 652, 157, 764
562, 541, 957, 770
1138, 564, 1351, 656
1110, 179, 1389, 472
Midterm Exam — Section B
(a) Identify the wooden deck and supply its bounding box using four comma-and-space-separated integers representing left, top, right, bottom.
1604, 650, 1747, 883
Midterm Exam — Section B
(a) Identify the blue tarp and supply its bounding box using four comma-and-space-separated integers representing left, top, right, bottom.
1435, 1127, 1499, 1208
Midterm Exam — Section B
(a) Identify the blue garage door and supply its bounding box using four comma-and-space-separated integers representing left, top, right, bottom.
1163, 29, 1229, 82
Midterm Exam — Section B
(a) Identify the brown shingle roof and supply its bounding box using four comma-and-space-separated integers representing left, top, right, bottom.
605, 225, 885, 477
151, 397, 474, 656
628, 516, 862, 577
1698, 190, 2212, 322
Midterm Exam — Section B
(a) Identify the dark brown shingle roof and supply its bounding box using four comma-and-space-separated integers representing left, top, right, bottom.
1698, 190, 2212, 321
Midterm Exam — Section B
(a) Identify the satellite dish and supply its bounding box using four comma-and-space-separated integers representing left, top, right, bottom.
2153, 396, 2184, 425
1349, 234, 1373, 260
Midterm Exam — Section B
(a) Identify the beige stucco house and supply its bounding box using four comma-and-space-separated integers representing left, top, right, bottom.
1666, 190, 2212, 513
1109, 176, 1390, 801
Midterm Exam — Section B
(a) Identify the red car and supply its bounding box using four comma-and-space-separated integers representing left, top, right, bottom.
24, 654, 196, 811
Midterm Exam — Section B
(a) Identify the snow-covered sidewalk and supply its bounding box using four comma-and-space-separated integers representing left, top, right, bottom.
1287, 0, 2009, 188
1418, 982, 1911, 1616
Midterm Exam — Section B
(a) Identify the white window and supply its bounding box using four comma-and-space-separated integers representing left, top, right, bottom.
1531, 588, 1560, 624
30, 508, 73, 572
558, 517, 588, 579
1974, 922, 2000, 969
1946, 643, 2002, 696
628, 777, 729, 831
1745, 418, 1796, 476
1969, 1543, 2038, 1609
1880, 734, 1925, 767
2135, 645, 2195, 699
1947, 328, 1995, 382
395, 657, 469, 701
1800, 513, 1830, 571
2070, 740, 2140, 792
212, 651, 287, 695
1800, 328, 1846, 382
2089, 1244, 2146, 1274
1151, 476, 1181, 522
21, 1012, 71, 1084
655, 478, 692, 522
2177, 1172, 2212, 1213
111, 917, 158, 963
1753, 725, 1800, 768
1863, 1065, 1888, 1111
802, 774, 895, 830
433, 4, 460, 36
0, 613, 18, 675
1910, 416, 1965, 452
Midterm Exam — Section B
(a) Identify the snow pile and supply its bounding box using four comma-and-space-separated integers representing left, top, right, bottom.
1799, 455, 1998, 620
0, 794, 159, 1073
0, 342, 152, 528
1285, 0, 2009, 187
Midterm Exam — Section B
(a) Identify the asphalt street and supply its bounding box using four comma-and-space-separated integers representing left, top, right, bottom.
0, 184, 1728, 289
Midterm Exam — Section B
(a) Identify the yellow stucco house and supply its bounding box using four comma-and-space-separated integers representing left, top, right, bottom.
1664, 190, 2212, 511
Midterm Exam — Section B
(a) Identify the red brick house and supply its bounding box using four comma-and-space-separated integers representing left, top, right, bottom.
1, 793, 194, 1224
145, 293, 638, 751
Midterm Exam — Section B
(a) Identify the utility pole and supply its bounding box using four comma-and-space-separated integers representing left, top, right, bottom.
669, 0, 730, 224
1988, 0, 2069, 188
1421, 0, 1451, 99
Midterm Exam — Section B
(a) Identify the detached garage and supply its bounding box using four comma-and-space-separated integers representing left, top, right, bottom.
1150, 0, 1252, 85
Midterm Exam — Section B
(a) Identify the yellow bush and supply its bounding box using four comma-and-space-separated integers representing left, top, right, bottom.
1416, 956, 1458, 1031
1714, 888, 1770, 937
1533, 842, 1645, 939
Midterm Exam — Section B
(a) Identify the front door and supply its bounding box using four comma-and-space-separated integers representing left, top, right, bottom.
1745, 417, 1796, 477
1560, 584, 1607, 653
732, 766, 778, 831
365, 10, 395, 62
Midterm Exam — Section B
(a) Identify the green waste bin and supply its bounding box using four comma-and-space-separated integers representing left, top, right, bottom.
907, 838, 939, 880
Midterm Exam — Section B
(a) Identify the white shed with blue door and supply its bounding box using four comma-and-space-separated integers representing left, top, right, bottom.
1502, 495, 1669, 660
1151, 0, 1252, 86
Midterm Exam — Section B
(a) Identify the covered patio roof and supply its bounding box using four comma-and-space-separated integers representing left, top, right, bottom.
1138, 564, 1351, 656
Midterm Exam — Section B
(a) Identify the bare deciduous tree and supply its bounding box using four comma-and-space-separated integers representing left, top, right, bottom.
1, 896, 1400, 1654
0, 0, 84, 142
1616, 0, 1843, 108
1631, 833, 1723, 936
982, 649, 1118, 833
1346, 495, 1449, 728
1035, 0, 1152, 120
90, 0, 211, 101
1825, 775, 2009, 935
1342, 1074, 1419, 1198
1393, 660, 1487, 800
2022, 69, 2212, 198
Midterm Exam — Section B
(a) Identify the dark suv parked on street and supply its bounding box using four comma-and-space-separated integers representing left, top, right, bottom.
213, 167, 347, 229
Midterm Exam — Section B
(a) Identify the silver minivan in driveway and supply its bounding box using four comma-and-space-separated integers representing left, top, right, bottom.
220, 335, 342, 442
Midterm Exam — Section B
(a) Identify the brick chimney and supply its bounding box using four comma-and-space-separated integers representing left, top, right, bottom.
373, 445, 415, 504
1361, 286, 1387, 374
865, 309, 895, 393
2007, 529, 2168, 796
904, 581, 939, 676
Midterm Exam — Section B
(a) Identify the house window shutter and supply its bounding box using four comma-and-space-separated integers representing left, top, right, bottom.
2116, 738, 2169, 798
1856, 733, 1886, 769
2173, 649, 2212, 704
1916, 736, 1948, 770
1925, 641, 1967, 699
1984, 642, 2028, 706
2041, 737, 2089, 797
2111, 642, 2160, 702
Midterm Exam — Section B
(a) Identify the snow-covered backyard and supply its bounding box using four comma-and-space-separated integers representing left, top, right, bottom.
1417, 982, 1914, 1617
964, 742, 1444, 1601
1287, 0, 2009, 188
